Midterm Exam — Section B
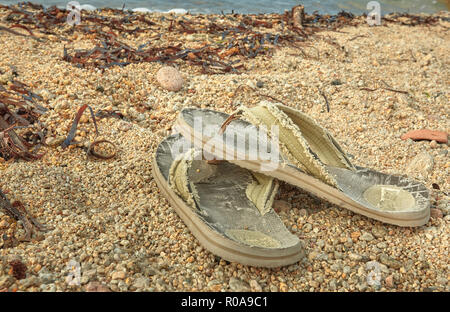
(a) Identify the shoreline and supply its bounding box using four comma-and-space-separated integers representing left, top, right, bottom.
0, 3, 449, 292
1, 0, 449, 15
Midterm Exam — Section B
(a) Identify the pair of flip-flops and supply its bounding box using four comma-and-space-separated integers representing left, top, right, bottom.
152, 101, 430, 267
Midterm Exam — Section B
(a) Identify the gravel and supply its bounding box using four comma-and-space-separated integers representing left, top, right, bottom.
0, 9, 448, 292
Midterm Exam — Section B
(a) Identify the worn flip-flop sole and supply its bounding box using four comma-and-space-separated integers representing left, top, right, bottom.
175, 108, 430, 227
152, 134, 305, 267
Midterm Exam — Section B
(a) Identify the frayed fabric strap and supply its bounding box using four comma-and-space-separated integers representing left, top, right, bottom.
168, 148, 278, 215
239, 101, 355, 186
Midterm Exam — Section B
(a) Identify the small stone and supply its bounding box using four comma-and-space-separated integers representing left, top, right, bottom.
249, 280, 262, 292
371, 226, 386, 238
85, 281, 111, 292
430, 140, 438, 148
330, 263, 341, 271
37, 88, 54, 101
156, 66, 184, 92
308, 251, 318, 261
0, 219, 9, 228
298, 209, 308, 217
309, 280, 319, 288
303, 223, 312, 233
269, 284, 278, 292
385, 275, 394, 288
136, 113, 146, 122
133, 277, 149, 290
329, 279, 337, 290
355, 283, 367, 291
0, 276, 14, 289
343, 266, 351, 274
229, 277, 250, 292
81, 268, 97, 284
430, 208, 443, 219
349, 253, 362, 261
38, 269, 55, 285
273, 200, 291, 213
19, 276, 39, 288
360, 232, 375, 241
350, 231, 361, 241
111, 271, 126, 280
406, 152, 434, 179
379, 254, 401, 269
256, 81, 264, 88
207, 279, 222, 288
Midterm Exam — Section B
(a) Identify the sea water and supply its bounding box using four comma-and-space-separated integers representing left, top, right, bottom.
0, 0, 448, 15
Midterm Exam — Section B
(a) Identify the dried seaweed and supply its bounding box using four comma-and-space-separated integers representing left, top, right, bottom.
0, 188, 50, 242
0, 3, 442, 74
61, 104, 117, 160
319, 91, 330, 112
0, 80, 47, 161
9, 259, 27, 279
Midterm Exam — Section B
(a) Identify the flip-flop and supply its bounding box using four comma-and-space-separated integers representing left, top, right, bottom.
174, 101, 430, 227
152, 134, 305, 267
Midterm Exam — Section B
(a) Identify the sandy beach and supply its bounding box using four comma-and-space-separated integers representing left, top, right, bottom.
0, 4, 449, 292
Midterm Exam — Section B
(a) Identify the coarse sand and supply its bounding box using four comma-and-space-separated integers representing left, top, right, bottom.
0, 7, 449, 292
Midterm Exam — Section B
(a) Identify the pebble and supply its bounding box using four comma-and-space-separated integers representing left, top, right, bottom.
371, 226, 386, 238
303, 223, 313, 232
38, 269, 55, 284
249, 280, 263, 292
229, 277, 250, 292
360, 232, 375, 241
0, 276, 14, 289
81, 268, 97, 284
379, 254, 401, 269
85, 282, 111, 292
385, 275, 394, 288
270, 285, 278, 292
0, 219, 9, 228
19, 276, 40, 288
349, 253, 362, 261
111, 271, 126, 280
133, 277, 150, 290
156, 66, 184, 92
430, 140, 438, 148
